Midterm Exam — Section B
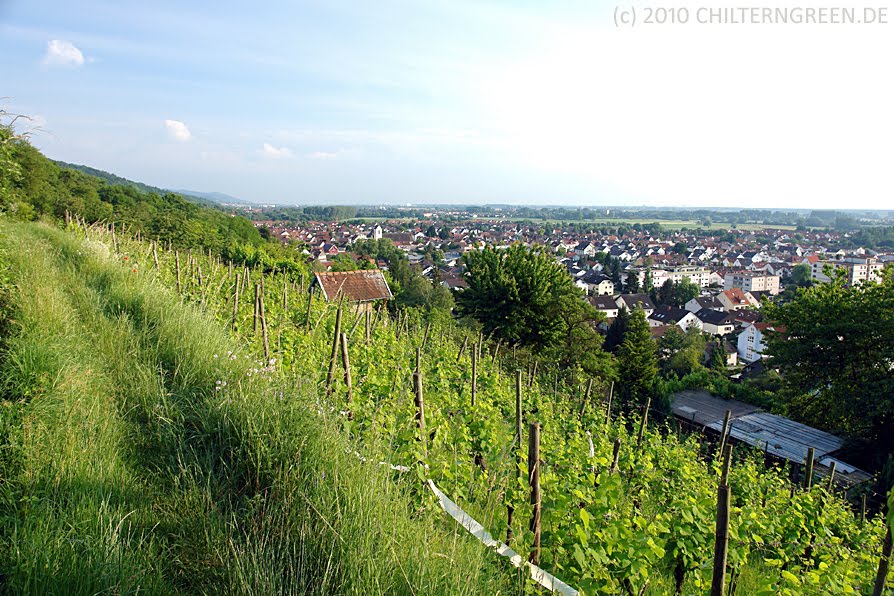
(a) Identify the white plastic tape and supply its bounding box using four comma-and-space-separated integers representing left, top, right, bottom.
427, 479, 579, 596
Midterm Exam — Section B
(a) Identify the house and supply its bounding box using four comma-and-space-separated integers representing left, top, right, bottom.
685, 295, 724, 314
588, 295, 619, 319
615, 293, 656, 317
810, 256, 884, 286
718, 288, 759, 311
737, 322, 777, 363
312, 270, 393, 313
695, 308, 737, 336
582, 271, 615, 296
648, 305, 703, 331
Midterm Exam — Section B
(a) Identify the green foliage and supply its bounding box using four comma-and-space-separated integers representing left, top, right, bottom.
604, 305, 630, 353
653, 277, 700, 307
790, 263, 812, 287
763, 267, 894, 463
616, 309, 658, 409
658, 327, 707, 378
458, 243, 584, 349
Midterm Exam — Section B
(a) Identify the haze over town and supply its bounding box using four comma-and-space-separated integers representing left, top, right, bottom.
2, 0, 892, 208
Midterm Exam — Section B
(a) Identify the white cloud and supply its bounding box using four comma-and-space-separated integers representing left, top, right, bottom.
262, 143, 293, 158
42, 40, 85, 66
164, 120, 192, 142
308, 151, 337, 160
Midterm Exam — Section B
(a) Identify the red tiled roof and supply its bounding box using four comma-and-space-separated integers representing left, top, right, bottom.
314, 270, 393, 302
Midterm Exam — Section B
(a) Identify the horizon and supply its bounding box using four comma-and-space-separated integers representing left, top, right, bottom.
2, 0, 892, 208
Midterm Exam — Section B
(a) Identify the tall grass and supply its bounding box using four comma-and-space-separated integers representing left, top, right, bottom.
0, 220, 509, 594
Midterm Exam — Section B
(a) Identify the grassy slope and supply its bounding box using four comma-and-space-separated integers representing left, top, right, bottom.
0, 220, 507, 594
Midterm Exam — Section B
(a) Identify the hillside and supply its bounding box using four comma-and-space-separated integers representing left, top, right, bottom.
1, 219, 889, 594
0, 220, 505, 594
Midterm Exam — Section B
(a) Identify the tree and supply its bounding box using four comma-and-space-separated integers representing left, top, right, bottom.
624, 271, 641, 294
616, 308, 658, 409
791, 263, 812, 287
643, 266, 654, 294
763, 268, 894, 464
675, 278, 700, 306
604, 306, 630, 353
458, 243, 581, 349
425, 224, 438, 238
657, 279, 675, 306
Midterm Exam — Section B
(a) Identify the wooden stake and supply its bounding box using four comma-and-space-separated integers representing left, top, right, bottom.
636, 397, 651, 447
471, 343, 477, 407
422, 320, 431, 351
529, 422, 541, 565
578, 378, 594, 419
528, 360, 538, 388
605, 381, 614, 423
365, 309, 371, 343
610, 438, 622, 474
492, 339, 501, 365
340, 332, 353, 404
872, 525, 892, 596
282, 280, 288, 312
175, 251, 182, 294
413, 371, 426, 448
827, 461, 837, 491
457, 335, 468, 362
861, 495, 867, 526
259, 290, 270, 361
718, 409, 732, 457
305, 288, 314, 332
232, 274, 241, 329
508, 369, 523, 544
804, 447, 815, 489
253, 283, 260, 334
152, 241, 159, 270
710, 445, 733, 596
326, 301, 344, 395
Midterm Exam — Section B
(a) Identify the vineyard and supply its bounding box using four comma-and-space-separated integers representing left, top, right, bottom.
3, 219, 892, 595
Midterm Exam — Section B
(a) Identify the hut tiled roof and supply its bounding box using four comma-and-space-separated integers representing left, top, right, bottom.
314, 270, 393, 302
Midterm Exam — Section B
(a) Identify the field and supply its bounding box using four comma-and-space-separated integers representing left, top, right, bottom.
470, 217, 798, 231
0, 219, 889, 595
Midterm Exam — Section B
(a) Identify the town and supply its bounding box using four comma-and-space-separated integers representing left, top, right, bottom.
250, 207, 893, 367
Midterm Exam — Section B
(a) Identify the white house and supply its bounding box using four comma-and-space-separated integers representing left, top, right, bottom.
696, 309, 737, 336
718, 288, 759, 311
648, 306, 703, 331
737, 322, 774, 363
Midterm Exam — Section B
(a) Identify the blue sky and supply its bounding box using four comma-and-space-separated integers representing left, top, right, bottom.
1, 0, 892, 207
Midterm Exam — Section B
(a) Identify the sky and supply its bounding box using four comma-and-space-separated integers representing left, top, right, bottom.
1, 0, 892, 208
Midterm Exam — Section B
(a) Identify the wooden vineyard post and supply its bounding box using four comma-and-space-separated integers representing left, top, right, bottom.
529, 422, 542, 566
152, 241, 159, 270
340, 332, 353, 404
872, 525, 893, 596
826, 461, 837, 491
718, 409, 732, 457
422, 320, 431, 351
578, 378, 594, 419
861, 495, 867, 526
230, 273, 241, 330
325, 301, 344, 396
605, 381, 614, 423
253, 283, 260, 334
491, 339, 501, 365
508, 369, 523, 544
610, 438, 622, 474
282, 280, 288, 312
175, 251, 182, 294
413, 371, 426, 450
471, 343, 477, 407
457, 335, 468, 362
637, 397, 651, 447
365, 309, 371, 343
305, 288, 314, 332
64, 209, 70, 226
804, 447, 815, 489
711, 444, 733, 596
528, 360, 538, 389
259, 289, 270, 361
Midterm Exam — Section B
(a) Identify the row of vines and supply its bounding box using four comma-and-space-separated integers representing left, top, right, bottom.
75, 219, 891, 595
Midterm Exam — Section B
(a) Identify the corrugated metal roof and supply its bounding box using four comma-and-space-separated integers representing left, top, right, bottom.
314, 270, 393, 302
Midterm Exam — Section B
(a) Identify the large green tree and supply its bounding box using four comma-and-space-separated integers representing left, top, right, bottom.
458, 243, 582, 349
616, 308, 658, 409
764, 268, 894, 462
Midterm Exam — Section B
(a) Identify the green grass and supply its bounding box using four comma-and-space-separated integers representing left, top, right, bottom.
0, 220, 509, 594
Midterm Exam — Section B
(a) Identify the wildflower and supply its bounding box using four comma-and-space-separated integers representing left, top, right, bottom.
124, 256, 128, 261
268, 358, 277, 365
213, 354, 218, 359
133, 268, 137, 273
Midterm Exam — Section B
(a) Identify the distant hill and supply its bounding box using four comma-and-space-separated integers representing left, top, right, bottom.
53, 161, 254, 207
172, 189, 254, 206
